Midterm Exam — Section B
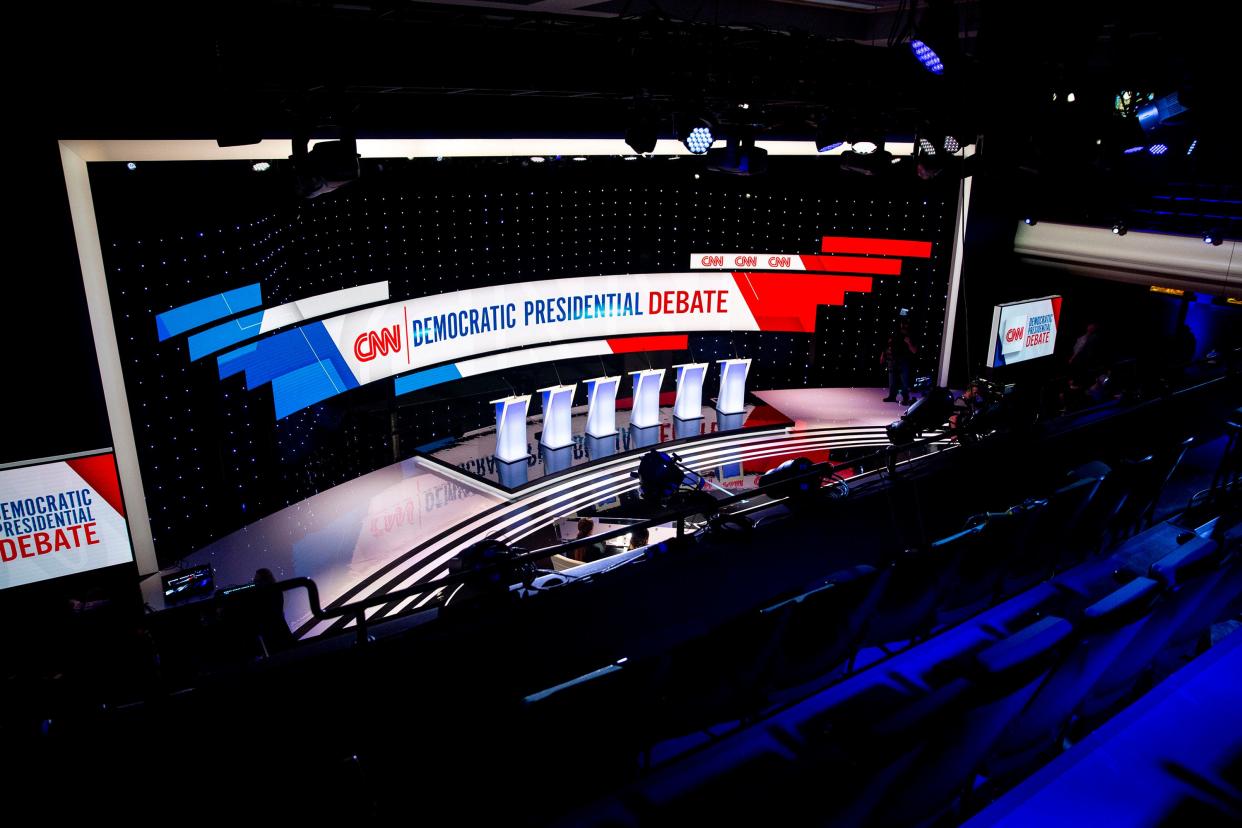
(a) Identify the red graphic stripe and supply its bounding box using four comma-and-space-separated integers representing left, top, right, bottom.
821, 236, 933, 258
65, 454, 126, 518
732, 272, 874, 333
608, 335, 689, 353
1050, 296, 1062, 326
800, 255, 902, 275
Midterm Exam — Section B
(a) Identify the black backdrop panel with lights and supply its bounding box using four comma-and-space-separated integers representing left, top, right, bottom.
88, 157, 957, 562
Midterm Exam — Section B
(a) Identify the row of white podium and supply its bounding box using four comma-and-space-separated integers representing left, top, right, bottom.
492, 358, 752, 463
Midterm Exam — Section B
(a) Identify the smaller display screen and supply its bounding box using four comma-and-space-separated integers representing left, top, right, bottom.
986, 296, 1062, 368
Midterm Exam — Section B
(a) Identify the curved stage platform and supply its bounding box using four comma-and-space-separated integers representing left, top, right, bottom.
143, 388, 933, 639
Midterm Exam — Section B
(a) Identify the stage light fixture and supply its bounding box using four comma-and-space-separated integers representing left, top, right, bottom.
918, 137, 937, 155
886, 387, 954, 445
625, 113, 658, 155
943, 134, 961, 153
909, 39, 945, 74
290, 134, 360, 199
252, 161, 271, 172
908, 0, 957, 75
815, 121, 845, 153
1148, 143, 1168, 156
1187, 139, 1198, 156
679, 118, 716, 155
1203, 230, 1223, 246
1112, 222, 1127, 235
852, 140, 878, 154
126, 162, 137, 171
757, 457, 823, 503
840, 142, 893, 176
530, 156, 546, 163
706, 137, 768, 176
1024, 217, 1037, 226
634, 450, 696, 504
1123, 145, 1146, 155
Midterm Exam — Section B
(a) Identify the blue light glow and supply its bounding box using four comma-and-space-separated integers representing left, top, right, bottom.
910, 39, 944, 74
817, 141, 844, 153
1149, 143, 1168, 156
1123, 145, 1146, 155
1187, 139, 1198, 156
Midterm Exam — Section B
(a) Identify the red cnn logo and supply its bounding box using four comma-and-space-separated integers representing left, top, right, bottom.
354, 325, 402, 362
1005, 326, 1025, 343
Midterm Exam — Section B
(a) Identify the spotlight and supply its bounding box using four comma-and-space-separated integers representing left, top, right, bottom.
852, 140, 878, 155
530, 156, 546, 163
909, 39, 945, 75
757, 457, 822, 502
1187, 139, 1198, 156
1123, 145, 1146, 155
625, 112, 658, 155
943, 134, 961, 153
840, 144, 893, 176
679, 118, 716, 155
634, 450, 687, 503
1112, 222, 1127, 236
1024, 217, 1037, 226
908, 0, 957, 75
1067, 92, 1077, 103
918, 137, 937, 156
252, 161, 271, 172
815, 120, 845, 153
706, 137, 768, 176
886, 387, 954, 445
126, 162, 137, 171
1148, 143, 1168, 156
290, 134, 360, 199
1203, 230, 1223, 246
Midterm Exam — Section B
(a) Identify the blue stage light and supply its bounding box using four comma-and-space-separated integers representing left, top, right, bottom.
1148, 143, 1168, 156
685, 125, 714, 154
910, 39, 944, 74
1187, 139, 1198, 156
1123, 145, 1146, 154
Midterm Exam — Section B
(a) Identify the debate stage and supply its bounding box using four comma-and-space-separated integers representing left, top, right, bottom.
145, 387, 926, 639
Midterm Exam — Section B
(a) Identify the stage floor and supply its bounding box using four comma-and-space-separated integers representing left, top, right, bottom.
754, 386, 911, 429
156, 387, 943, 639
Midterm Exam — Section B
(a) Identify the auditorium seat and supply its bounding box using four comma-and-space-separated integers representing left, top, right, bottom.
653, 564, 886, 736
1063, 461, 1119, 554
982, 577, 1164, 789
865, 616, 1074, 828
934, 520, 1007, 628
1149, 541, 1242, 681
857, 541, 963, 652
763, 564, 886, 701
1032, 474, 1105, 575
1073, 536, 1224, 732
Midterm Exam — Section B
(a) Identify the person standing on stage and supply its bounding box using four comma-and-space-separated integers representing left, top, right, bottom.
881, 318, 918, 405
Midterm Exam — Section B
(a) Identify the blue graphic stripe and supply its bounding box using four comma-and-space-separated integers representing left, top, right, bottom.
272, 361, 353, 419
393, 364, 464, 395
155, 283, 262, 341
217, 343, 258, 379
187, 311, 265, 361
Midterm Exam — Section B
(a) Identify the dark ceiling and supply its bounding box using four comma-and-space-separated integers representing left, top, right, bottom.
17, 0, 1242, 233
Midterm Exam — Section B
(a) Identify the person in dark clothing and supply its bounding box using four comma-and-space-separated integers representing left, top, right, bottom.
881, 319, 918, 405
251, 568, 294, 654
571, 518, 607, 563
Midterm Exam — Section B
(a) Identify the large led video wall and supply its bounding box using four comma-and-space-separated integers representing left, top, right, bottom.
89, 157, 957, 562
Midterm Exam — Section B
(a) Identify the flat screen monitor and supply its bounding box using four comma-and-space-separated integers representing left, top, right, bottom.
986, 295, 1062, 368
162, 564, 215, 603
0, 450, 135, 592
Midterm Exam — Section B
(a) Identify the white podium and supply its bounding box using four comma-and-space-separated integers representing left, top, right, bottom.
716, 358, 752, 415
628, 369, 666, 429
538, 383, 577, 448
491, 395, 531, 463
583, 376, 621, 438
673, 362, 709, 420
